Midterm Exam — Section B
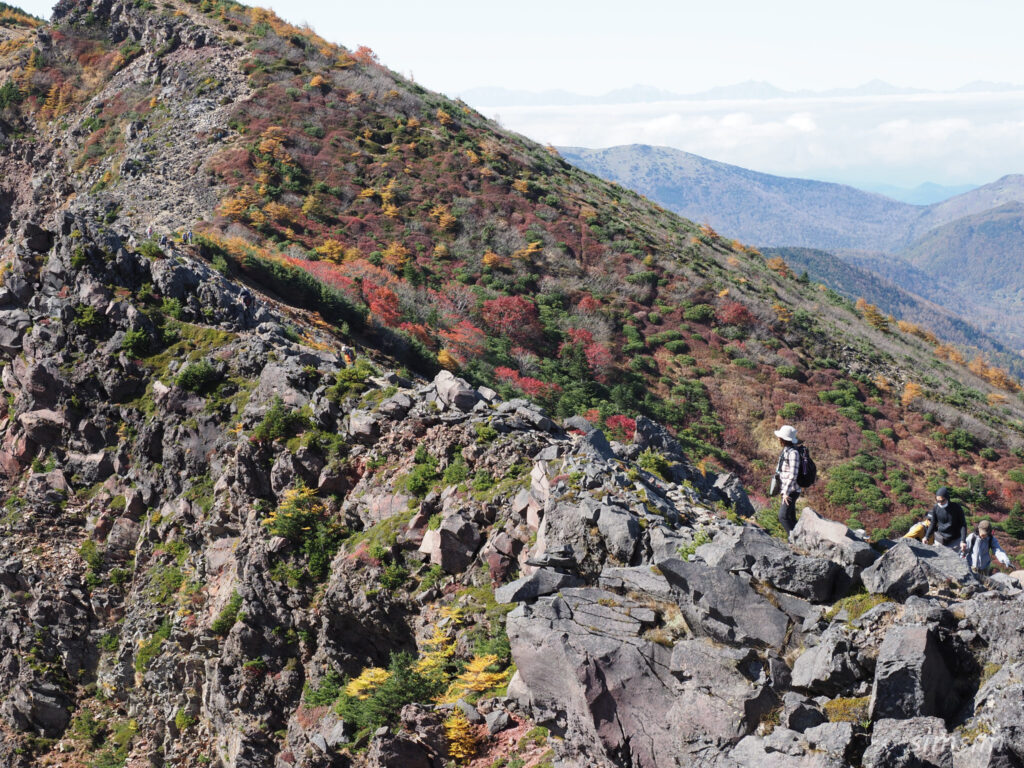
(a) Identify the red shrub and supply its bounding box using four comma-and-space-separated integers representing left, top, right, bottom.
362, 282, 400, 327
718, 301, 755, 327
584, 342, 615, 382
605, 415, 636, 441
398, 322, 433, 347
481, 295, 541, 345
439, 320, 486, 359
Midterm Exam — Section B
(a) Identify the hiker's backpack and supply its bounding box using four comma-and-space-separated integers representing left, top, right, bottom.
796, 444, 817, 487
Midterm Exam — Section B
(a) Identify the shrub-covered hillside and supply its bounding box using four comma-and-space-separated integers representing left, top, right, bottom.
2, 0, 1024, 547
3, 2, 1024, 767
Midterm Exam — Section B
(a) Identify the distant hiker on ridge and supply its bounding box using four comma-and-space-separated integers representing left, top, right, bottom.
772, 424, 802, 535
924, 486, 967, 552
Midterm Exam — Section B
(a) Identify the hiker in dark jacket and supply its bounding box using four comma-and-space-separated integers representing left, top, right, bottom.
774, 425, 802, 535
924, 487, 967, 552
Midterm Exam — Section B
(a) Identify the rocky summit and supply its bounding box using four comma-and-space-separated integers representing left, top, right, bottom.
0, 1, 1023, 767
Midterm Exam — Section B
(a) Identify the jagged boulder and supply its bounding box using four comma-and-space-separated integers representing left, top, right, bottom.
669, 639, 778, 756
507, 587, 674, 768
791, 627, 872, 696
2, 681, 73, 738
494, 568, 583, 603
781, 692, 828, 732
433, 370, 479, 412
861, 717, 951, 768
869, 624, 955, 721
365, 705, 445, 768
633, 415, 685, 461
17, 408, 64, 446
21, 222, 54, 253
861, 540, 974, 600
696, 525, 841, 603
712, 472, 757, 518
792, 507, 878, 568
803, 722, 856, 763
417, 512, 481, 574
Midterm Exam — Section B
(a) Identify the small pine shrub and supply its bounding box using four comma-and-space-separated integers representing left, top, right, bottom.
637, 448, 671, 481
335, 652, 444, 739
174, 709, 196, 731
73, 304, 102, 330
682, 304, 715, 323
262, 483, 344, 583
405, 446, 439, 497
442, 454, 469, 486
251, 396, 310, 442
211, 590, 243, 636
304, 670, 343, 707
176, 360, 220, 394
135, 618, 172, 672
474, 422, 498, 444
328, 358, 376, 401
755, 505, 789, 540
379, 563, 408, 590
777, 365, 800, 380
779, 402, 801, 420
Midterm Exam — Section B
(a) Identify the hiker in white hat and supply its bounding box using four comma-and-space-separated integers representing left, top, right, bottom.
773, 424, 801, 534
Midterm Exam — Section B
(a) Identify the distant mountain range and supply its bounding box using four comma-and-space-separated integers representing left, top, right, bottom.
858, 182, 978, 206
560, 144, 1024, 352
457, 79, 1024, 107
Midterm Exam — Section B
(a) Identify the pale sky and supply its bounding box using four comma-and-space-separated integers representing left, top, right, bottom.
13, 0, 1024, 187
17, 0, 1024, 95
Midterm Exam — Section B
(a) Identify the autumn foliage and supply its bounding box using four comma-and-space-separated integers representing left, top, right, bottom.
481, 296, 542, 345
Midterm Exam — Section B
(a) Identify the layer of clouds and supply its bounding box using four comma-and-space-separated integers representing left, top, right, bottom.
484, 91, 1024, 187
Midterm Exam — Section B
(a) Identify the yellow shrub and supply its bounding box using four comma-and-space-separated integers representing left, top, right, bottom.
444, 710, 477, 765
437, 349, 458, 370
345, 667, 390, 700
901, 381, 924, 406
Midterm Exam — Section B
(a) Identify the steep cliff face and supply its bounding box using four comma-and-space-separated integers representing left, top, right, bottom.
1, 3, 1024, 768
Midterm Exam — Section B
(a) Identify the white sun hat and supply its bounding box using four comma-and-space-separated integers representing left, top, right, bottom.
774, 425, 799, 443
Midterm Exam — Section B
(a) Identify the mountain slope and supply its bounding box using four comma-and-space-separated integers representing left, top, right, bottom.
558, 144, 921, 251
560, 145, 1024, 254
2, 2, 1024, 767
911, 175, 1024, 240
560, 144, 1024, 350
762, 245, 1024, 377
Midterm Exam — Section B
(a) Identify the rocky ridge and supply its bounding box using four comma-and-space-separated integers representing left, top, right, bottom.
0, 213, 1020, 768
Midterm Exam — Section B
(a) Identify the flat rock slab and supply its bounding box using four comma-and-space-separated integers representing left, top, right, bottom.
658, 558, 790, 649
506, 588, 677, 768
494, 569, 583, 603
